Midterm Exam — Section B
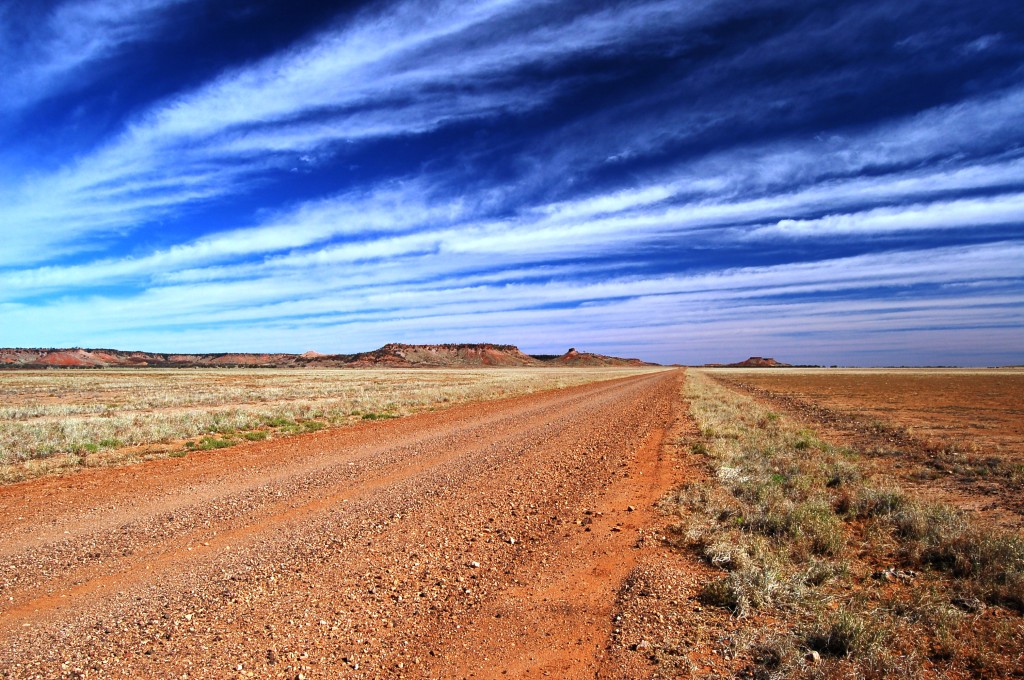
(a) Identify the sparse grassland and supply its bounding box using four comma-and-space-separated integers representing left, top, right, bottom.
712, 368, 1024, 491
664, 369, 1023, 677
0, 367, 659, 482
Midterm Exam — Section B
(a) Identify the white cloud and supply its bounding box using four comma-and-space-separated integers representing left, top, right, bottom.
2, 0, 716, 266
0, 0, 193, 115
5, 144, 1023, 299
0, 180, 455, 291
747, 192, 1024, 239
3, 239, 1020, 360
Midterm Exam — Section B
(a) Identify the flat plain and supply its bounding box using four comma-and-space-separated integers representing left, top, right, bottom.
709, 368, 1024, 521
1, 366, 1021, 678
0, 367, 657, 482
0, 369, 686, 678
706, 368, 1024, 461
671, 368, 1024, 677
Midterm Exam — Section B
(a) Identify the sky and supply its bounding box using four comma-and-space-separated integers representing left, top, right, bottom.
1, 0, 1022, 366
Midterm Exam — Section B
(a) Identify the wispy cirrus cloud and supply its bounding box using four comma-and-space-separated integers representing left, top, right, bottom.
3, 238, 1020, 361
1, 0, 718, 266
745, 192, 1024, 240
2, 0, 1021, 364
0, 0, 194, 116
5, 101, 1024, 308
5, 0, 1021, 267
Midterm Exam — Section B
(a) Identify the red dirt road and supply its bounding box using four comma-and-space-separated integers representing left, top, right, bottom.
0, 369, 685, 679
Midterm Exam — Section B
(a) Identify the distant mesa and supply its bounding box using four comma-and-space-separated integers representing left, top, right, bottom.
537, 347, 653, 367
708, 356, 792, 368
344, 343, 542, 368
0, 344, 659, 369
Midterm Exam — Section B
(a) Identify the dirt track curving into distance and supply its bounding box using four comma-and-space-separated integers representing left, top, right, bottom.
0, 369, 686, 679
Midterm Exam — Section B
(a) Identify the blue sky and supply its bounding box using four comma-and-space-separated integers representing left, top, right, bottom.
1, 0, 1022, 365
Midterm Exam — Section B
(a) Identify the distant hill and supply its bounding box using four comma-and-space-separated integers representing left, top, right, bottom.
0, 348, 305, 369
0, 344, 658, 369
344, 343, 541, 367
537, 347, 653, 367
706, 356, 793, 368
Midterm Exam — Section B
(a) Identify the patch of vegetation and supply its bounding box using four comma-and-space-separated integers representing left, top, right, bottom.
0, 366, 663, 480
665, 370, 1024, 678
916, 438, 1024, 488
191, 436, 236, 451
805, 606, 887, 658
361, 412, 399, 421
262, 415, 295, 428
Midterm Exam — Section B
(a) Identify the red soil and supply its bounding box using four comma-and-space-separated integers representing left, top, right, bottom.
0, 370, 698, 678
712, 369, 1024, 524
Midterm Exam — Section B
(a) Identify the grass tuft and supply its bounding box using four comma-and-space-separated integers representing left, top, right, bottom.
361, 412, 399, 421
196, 436, 234, 450
665, 369, 1024, 677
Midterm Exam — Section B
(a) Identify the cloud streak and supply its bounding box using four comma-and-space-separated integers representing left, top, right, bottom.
0, 0, 194, 116
1, 0, 1022, 365
2, 0, 718, 265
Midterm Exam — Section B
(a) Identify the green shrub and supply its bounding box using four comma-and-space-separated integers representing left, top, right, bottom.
196, 436, 234, 450
262, 415, 294, 428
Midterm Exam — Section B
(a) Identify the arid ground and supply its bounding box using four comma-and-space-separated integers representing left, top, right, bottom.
0, 367, 656, 483
1, 368, 1022, 678
707, 369, 1024, 464
709, 368, 1024, 522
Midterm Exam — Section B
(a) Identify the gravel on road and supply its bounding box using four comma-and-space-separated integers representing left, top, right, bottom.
0, 369, 685, 679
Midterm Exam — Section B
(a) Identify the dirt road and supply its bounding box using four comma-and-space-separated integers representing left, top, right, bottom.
0, 369, 685, 679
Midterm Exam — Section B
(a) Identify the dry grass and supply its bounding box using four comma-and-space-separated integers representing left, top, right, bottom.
665, 369, 1024, 678
0, 367, 660, 482
710, 367, 1024, 497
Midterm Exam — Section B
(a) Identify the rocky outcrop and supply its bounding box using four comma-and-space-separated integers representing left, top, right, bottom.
0, 344, 658, 369
723, 356, 792, 368
547, 347, 654, 367
346, 343, 542, 367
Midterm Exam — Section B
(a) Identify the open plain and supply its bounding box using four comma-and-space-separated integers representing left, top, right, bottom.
1, 367, 1022, 678
709, 368, 1024, 522
0, 367, 656, 483
707, 368, 1024, 462
671, 368, 1024, 678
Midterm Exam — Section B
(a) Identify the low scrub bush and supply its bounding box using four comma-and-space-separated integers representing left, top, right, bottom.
898, 506, 1024, 610
699, 559, 795, 618
361, 412, 399, 421
805, 607, 885, 658
854, 485, 910, 518
194, 436, 234, 450
667, 370, 1024, 677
